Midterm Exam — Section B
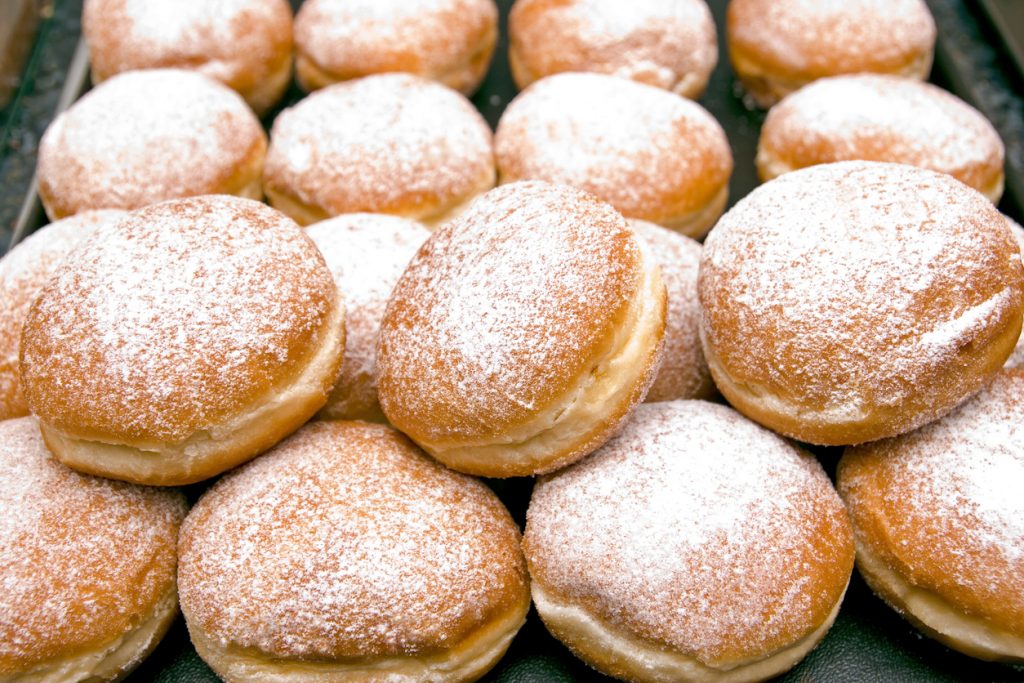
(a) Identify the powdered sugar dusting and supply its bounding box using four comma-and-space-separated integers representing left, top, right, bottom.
306, 214, 430, 420
20, 196, 336, 443
700, 161, 1023, 429
628, 220, 711, 402
264, 73, 494, 219
377, 181, 639, 440
0, 417, 186, 667
510, 0, 716, 93
761, 75, 1004, 192
37, 69, 265, 215
1003, 216, 1024, 369
1, 211, 125, 419
526, 401, 852, 663
495, 72, 731, 220
178, 421, 526, 659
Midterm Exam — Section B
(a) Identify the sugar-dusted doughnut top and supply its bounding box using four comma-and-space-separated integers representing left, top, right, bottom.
509, 0, 717, 95
525, 400, 853, 665
839, 369, 1024, 638
178, 420, 528, 659
20, 196, 337, 445
495, 72, 731, 225
0, 416, 186, 673
700, 161, 1024, 444
307, 214, 430, 422
727, 0, 936, 80
377, 181, 641, 443
264, 73, 494, 221
37, 69, 266, 218
759, 74, 1004, 196
0, 211, 126, 420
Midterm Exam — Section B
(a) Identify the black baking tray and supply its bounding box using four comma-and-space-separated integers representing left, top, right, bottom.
2, 1, 1024, 681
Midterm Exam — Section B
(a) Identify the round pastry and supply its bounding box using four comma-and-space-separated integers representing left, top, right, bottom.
508, 0, 717, 98
377, 181, 666, 477
37, 69, 266, 220
0, 416, 187, 681
838, 369, 1024, 661
264, 73, 495, 227
495, 72, 732, 238
1004, 215, 1024, 369
757, 74, 1006, 202
727, 0, 936, 108
178, 420, 530, 682
19, 195, 346, 486
294, 0, 498, 95
525, 400, 855, 683
307, 213, 430, 422
628, 219, 713, 402
82, 0, 294, 114
700, 161, 1024, 446
0, 210, 126, 421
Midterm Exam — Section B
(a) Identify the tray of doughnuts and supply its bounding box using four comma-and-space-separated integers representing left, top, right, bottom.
2, 0, 1024, 681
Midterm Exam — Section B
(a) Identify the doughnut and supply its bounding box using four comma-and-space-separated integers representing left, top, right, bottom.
1004, 216, 1024, 369
838, 369, 1024, 661
628, 219, 714, 403
82, 0, 294, 114
178, 420, 530, 682
0, 416, 187, 681
294, 0, 498, 95
727, 0, 936, 108
758, 74, 1006, 202
495, 72, 732, 238
19, 195, 345, 486
263, 73, 495, 227
524, 400, 854, 682
306, 213, 430, 422
509, 0, 717, 98
377, 181, 666, 477
37, 69, 266, 220
699, 161, 1024, 446
0, 210, 126, 421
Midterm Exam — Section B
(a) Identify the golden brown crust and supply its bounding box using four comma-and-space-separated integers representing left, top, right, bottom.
700, 161, 1024, 446
839, 370, 1024, 659
495, 73, 732, 238
0, 416, 186, 678
294, 0, 498, 95
525, 401, 854, 678
0, 211, 126, 421
727, 0, 936, 107
178, 420, 530, 678
36, 69, 267, 220
19, 196, 343, 484
263, 73, 495, 226
757, 75, 1005, 203
508, 0, 717, 98
82, 0, 294, 115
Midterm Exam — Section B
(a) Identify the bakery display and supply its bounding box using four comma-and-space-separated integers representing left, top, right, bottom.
307, 213, 430, 423
0, 416, 187, 681
36, 69, 266, 220
178, 420, 531, 682
0, 210, 125, 421
700, 161, 1024, 446
758, 74, 1005, 202
377, 181, 666, 477
839, 369, 1024, 661
82, 0, 293, 114
19, 195, 345, 486
294, 0, 498, 95
628, 219, 714, 402
495, 72, 732, 238
508, 0, 717, 98
263, 73, 495, 227
524, 400, 854, 682
727, 0, 936, 108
